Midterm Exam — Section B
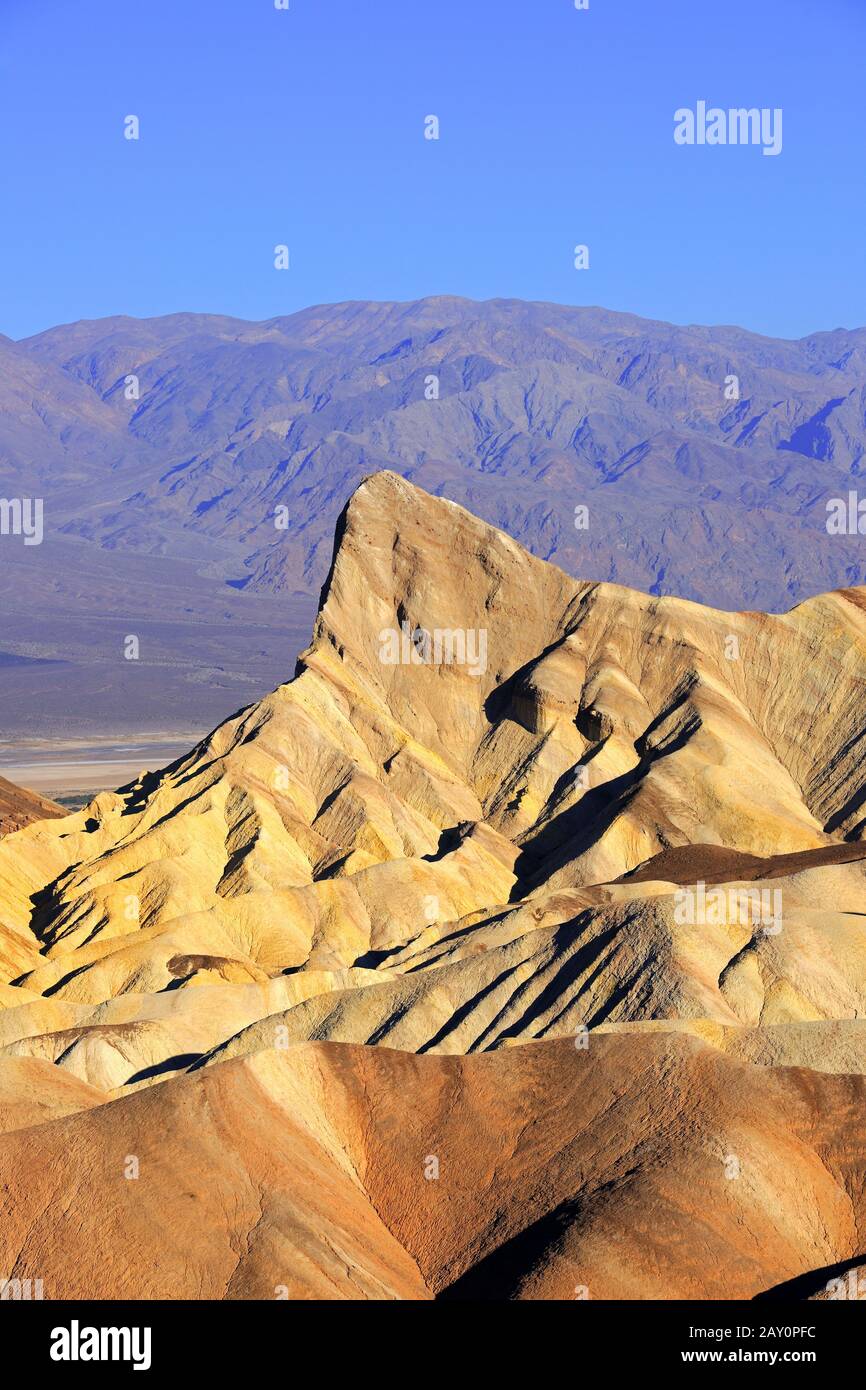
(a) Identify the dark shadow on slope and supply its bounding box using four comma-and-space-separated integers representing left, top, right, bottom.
509, 686, 701, 899
215, 837, 257, 896
417, 961, 525, 1054
482, 627, 593, 727
437, 1195, 585, 1300
353, 942, 412, 969
26, 860, 88, 948
753, 1254, 866, 1302
509, 765, 644, 898
311, 779, 351, 824
825, 780, 866, 837
126, 1053, 203, 1085
117, 747, 198, 816
482, 911, 650, 1048
31, 963, 93, 997
421, 822, 474, 862
470, 912, 606, 1049
402, 907, 516, 974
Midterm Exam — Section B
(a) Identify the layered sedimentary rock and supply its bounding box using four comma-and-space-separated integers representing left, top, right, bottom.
1, 471, 865, 1299
0, 774, 63, 838
2, 1035, 865, 1301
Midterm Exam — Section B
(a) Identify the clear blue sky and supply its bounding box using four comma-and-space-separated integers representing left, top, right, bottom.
1, 0, 864, 340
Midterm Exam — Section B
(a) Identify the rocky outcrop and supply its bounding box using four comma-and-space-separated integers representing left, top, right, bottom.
2, 472, 866, 1299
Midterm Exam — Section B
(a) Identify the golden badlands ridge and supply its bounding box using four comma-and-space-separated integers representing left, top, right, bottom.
1, 470, 866, 1300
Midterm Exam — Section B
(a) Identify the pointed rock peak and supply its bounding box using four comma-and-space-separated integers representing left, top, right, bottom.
307, 470, 585, 701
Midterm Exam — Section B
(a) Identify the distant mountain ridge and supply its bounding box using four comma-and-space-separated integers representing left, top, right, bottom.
2, 296, 866, 733
11, 296, 866, 608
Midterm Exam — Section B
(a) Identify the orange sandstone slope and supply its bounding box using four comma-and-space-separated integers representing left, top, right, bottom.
0, 774, 63, 838
0, 1035, 864, 1301
1, 470, 866, 1300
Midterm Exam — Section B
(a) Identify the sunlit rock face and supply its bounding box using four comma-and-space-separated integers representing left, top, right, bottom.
2, 471, 866, 1300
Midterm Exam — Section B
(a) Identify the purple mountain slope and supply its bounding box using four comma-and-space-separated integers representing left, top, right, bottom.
2, 296, 865, 734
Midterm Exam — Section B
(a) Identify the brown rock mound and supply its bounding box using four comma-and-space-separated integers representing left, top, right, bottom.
0, 774, 63, 837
